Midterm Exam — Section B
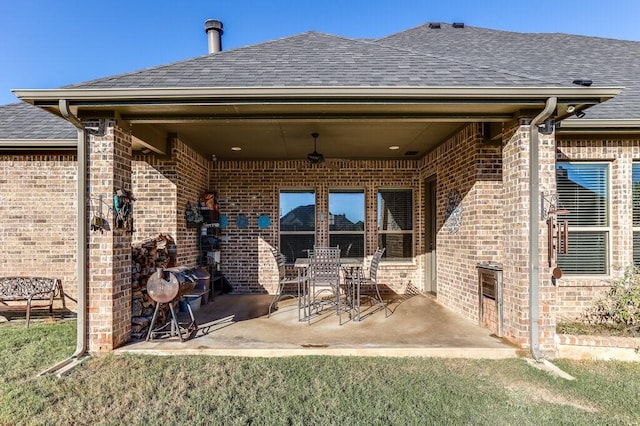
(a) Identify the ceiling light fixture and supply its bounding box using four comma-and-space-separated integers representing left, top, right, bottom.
231, 146, 242, 151
566, 105, 576, 114
306, 132, 324, 164
388, 145, 400, 150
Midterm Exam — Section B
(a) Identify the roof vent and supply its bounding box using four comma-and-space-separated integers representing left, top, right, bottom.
572, 79, 593, 87
428, 22, 441, 29
452, 22, 465, 28
205, 19, 224, 54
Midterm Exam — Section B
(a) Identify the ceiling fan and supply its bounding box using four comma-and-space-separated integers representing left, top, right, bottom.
306, 132, 324, 164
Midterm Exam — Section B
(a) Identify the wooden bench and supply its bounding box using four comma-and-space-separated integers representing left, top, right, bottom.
0, 277, 61, 328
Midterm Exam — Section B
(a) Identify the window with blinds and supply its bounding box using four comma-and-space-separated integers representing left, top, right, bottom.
280, 190, 315, 263
555, 162, 609, 274
329, 190, 365, 259
377, 189, 413, 260
633, 163, 640, 267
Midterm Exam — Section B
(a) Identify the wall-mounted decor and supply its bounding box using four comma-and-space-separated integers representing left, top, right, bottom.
445, 189, 463, 234
257, 214, 271, 229
236, 214, 249, 229
219, 214, 229, 229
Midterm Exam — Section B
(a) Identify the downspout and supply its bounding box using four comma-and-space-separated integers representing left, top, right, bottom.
38, 100, 91, 376
528, 96, 557, 361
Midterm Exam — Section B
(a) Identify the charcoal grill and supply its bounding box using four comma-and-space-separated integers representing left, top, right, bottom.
146, 268, 198, 342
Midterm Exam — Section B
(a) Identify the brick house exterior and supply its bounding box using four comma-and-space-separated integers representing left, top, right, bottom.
2, 21, 639, 356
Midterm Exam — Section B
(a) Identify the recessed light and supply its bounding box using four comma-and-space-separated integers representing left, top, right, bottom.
231, 146, 242, 151
388, 145, 400, 150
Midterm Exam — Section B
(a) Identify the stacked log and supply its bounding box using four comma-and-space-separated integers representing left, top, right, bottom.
131, 234, 177, 339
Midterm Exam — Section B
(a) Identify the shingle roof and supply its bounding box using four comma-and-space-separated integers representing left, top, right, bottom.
4, 23, 639, 142
377, 23, 640, 119
67, 31, 561, 89
0, 102, 75, 140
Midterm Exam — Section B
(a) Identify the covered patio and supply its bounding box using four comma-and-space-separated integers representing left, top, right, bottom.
11, 23, 621, 357
118, 293, 518, 358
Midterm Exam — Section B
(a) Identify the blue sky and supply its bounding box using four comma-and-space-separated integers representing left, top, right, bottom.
1, 0, 640, 105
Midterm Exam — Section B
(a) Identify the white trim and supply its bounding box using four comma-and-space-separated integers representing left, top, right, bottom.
557, 161, 611, 276
13, 86, 623, 102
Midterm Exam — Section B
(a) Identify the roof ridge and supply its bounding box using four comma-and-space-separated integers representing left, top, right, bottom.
380, 21, 640, 44
63, 31, 362, 89
372, 32, 568, 87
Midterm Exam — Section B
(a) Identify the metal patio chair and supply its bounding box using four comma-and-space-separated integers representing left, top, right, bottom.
305, 246, 343, 324
353, 247, 389, 320
268, 248, 305, 317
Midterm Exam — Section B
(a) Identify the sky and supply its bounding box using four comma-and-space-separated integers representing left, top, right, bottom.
1, 0, 640, 105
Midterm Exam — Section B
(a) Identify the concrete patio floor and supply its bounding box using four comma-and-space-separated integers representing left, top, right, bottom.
118, 292, 521, 358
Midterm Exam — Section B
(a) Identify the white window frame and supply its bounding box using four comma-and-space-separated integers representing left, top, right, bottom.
328, 188, 365, 259
377, 188, 414, 261
556, 161, 611, 276
632, 163, 640, 267
279, 189, 316, 263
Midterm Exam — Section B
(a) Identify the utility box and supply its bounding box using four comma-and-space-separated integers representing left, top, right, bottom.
476, 262, 504, 337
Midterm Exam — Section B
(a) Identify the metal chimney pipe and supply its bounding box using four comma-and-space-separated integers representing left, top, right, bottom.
205, 19, 224, 54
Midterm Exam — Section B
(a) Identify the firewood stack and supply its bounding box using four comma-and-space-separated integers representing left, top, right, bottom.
131, 234, 177, 339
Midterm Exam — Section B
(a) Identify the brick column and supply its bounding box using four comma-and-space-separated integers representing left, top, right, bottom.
502, 124, 557, 354
87, 122, 132, 352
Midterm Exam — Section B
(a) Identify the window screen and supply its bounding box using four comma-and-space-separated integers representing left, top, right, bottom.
377, 189, 413, 260
556, 162, 609, 274
280, 190, 315, 263
633, 163, 640, 267
329, 190, 365, 258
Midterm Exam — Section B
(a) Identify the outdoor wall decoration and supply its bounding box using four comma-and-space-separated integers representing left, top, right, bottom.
219, 214, 229, 229
445, 189, 463, 234
257, 214, 271, 229
236, 214, 249, 229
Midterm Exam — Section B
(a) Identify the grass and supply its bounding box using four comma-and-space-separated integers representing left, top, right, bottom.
1, 321, 640, 425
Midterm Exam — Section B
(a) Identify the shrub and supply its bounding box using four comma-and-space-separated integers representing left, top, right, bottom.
582, 266, 640, 334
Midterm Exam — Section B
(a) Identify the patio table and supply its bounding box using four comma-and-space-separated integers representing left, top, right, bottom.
294, 258, 363, 323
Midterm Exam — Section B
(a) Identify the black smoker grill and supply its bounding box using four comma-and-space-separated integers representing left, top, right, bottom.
146, 267, 198, 342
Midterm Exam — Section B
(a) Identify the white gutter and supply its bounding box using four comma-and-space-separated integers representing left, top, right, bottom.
558, 118, 640, 132
528, 96, 557, 361
0, 139, 76, 149
12, 86, 623, 102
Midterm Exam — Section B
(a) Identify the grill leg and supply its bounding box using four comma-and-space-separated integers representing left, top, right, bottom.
168, 303, 183, 343
146, 302, 162, 342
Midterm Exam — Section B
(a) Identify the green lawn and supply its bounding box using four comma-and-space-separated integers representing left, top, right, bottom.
1, 321, 640, 425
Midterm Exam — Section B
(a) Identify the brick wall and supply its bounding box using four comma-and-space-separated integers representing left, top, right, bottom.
210, 160, 419, 294
0, 153, 77, 308
419, 124, 504, 323
555, 136, 640, 320
86, 124, 132, 351
132, 136, 209, 267
501, 122, 557, 352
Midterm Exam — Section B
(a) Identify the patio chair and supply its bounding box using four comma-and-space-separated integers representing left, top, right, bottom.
268, 248, 305, 317
354, 247, 389, 320
305, 246, 343, 324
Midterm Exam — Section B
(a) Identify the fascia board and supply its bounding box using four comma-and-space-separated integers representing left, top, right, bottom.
0, 138, 77, 149
558, 119, 640, 133
13, 86, 623, 104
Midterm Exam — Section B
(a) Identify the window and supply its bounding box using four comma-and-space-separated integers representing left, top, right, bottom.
633, 163, 640, 267
280, 190, 315, 263
377, 189, 413, 260
329, 190, 365, 258
556, 162, 609, 274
